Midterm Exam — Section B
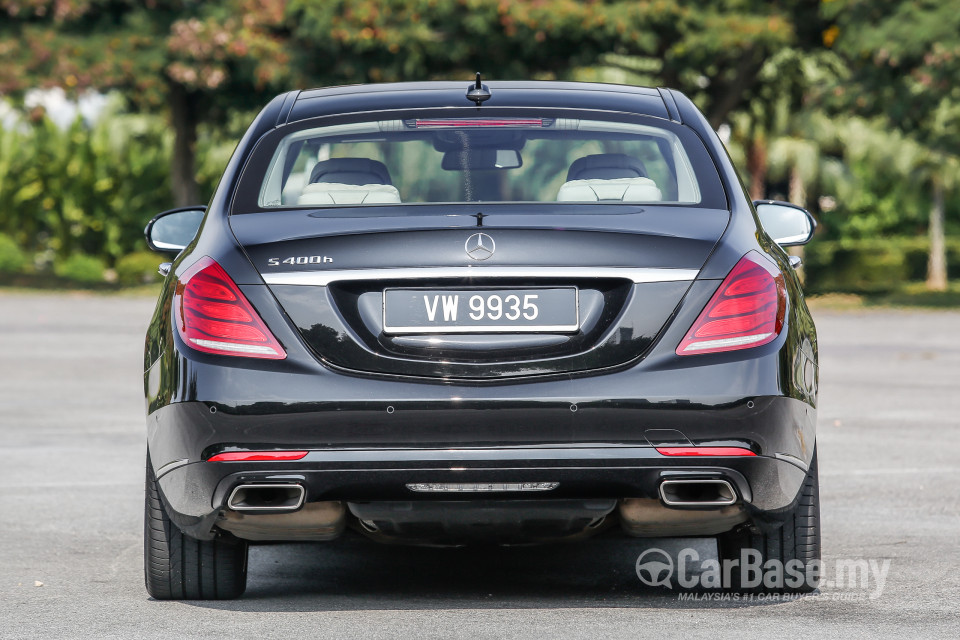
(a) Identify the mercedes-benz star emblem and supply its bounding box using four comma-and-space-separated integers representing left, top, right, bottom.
464, 232, 496, 261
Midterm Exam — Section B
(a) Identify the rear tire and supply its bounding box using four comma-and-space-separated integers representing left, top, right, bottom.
144, 453, 248, 600
718, 450, 821, 594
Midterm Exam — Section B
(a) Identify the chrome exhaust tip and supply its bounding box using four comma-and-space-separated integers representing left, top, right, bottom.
227, 484, 305, 512
658, 479, 737, 507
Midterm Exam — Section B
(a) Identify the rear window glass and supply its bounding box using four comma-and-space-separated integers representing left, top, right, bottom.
245, 113, 725, 210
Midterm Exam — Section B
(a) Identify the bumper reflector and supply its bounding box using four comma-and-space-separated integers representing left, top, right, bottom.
406, 482, 559, 493
208, 451, 308, 462
656, 447, 756, 457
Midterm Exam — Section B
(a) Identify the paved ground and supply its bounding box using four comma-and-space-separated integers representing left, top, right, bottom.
1, 292, 958, 639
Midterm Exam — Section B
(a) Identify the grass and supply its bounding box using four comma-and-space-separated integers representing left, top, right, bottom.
0, 271, 163, 297
807, 281, 960, 311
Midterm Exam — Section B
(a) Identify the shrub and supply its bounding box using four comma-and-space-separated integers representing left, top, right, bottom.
804, 237, 960, 293
53, 253, 106, 284
0, 105, 235, 267
115, 251, 166, 286
0, 233, 27, 273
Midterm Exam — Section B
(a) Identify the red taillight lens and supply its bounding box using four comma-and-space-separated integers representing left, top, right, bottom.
207, 450, 307, 462
677, 252, 786, 356
173, 257, 285, 360
656, 446, 756, 457
415, 119, 543, 127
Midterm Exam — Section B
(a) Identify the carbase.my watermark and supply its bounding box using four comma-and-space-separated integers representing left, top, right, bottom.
635, 547, 891, 598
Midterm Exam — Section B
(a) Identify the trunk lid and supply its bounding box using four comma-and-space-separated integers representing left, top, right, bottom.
230, 206, 728, 379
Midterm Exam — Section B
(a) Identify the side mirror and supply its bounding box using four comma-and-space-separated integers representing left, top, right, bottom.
753, 200, 817, 247
144, 206, 205, 254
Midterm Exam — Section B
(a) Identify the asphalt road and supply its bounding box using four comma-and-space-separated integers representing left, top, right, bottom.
1, 292, 958, 639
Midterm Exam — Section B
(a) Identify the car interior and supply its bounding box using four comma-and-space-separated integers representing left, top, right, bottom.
292, 152, 664, 206
555, 153, 663, 202
297, 158, 402, 206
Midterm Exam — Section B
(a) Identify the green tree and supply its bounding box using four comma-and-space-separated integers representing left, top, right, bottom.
0, 103, 241, 263
823, 0, 960, 290
2, 1, 815, 208
0, 0, 294, 206
286, 0, 812, 127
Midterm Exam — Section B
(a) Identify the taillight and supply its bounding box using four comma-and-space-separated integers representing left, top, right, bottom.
208, 451, 307, 462
677, 252, 786, 356
656, 446, 756, 457
173, 257, 285, 360
414, 119, 543, 127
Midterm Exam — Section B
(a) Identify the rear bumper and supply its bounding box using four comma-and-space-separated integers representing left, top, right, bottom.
146, 328, 816, 539
147, 343, 816, 457
154, 443, 807, 539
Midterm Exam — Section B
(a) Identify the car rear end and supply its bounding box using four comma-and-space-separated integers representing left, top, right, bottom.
143, 82, 818, 595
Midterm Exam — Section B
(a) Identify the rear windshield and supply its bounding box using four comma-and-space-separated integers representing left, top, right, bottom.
240, 112, 726, 211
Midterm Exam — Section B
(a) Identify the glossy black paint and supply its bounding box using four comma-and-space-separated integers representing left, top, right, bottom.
142, 81, 818, 543
287, 82, 671, 122
232, 207, 729, 273
272, 279, 689, 378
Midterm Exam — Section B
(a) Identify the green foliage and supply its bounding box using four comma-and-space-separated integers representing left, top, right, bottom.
823, 0, 960, 155
814, 117, 932, 240
0, 1, 957, 292
285, 0, 809, 126
0, 103, 235, 266
115, 251, 165, 286
0, 233, 27, 273
805, 237, 960, 293
0, 106, 169, 262
53, 253, 105, 284
0, 1, 292, 113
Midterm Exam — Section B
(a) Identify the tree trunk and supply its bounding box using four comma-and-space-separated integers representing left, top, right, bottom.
747, 136, 767, 201
169, 83, 201, 207
789, 164, 806, 209
788, 164, 806, 281
926, 178, 947, 291
704, 51, 763, 130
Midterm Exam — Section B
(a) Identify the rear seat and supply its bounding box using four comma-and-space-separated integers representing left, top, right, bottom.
299, 182, 401, 205
557, 177, 662, 202
556, 153, 662, 202
297, 158, 401, 205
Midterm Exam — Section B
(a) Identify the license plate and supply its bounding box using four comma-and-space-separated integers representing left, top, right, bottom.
383, 288, 579, 334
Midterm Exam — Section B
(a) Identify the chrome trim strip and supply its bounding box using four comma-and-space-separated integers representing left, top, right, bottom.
151, 239, 187, 251
299, 445, 663, 464
774, 452, 810, 473
659, 479, 737, 507
261, 267, 699, 286
382, 324, 580, 334
772, 232, 812, 245
406, 482, 560, 493
155, 458, 189, 478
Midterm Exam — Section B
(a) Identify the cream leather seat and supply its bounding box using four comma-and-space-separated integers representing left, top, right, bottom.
556, 153, 662, 202
298, 158, 401, 205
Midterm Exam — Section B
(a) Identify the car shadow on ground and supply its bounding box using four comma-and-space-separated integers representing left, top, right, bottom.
180, 530, 807, 612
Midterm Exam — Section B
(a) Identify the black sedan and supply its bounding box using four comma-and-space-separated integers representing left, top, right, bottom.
142, 79, 820, 599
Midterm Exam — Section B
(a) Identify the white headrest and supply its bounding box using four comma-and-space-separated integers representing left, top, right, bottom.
298, 182, 402, 206
556, 177, 662, 203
